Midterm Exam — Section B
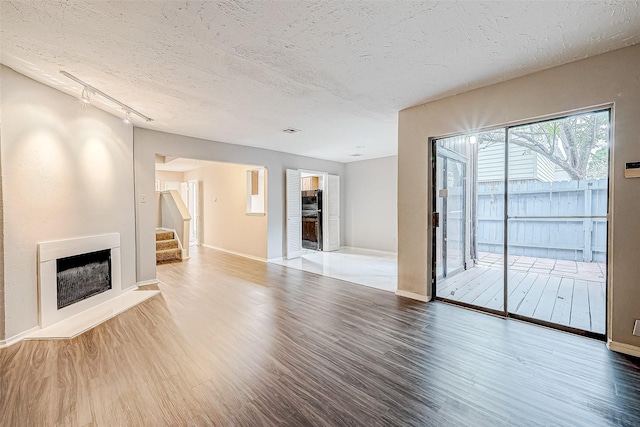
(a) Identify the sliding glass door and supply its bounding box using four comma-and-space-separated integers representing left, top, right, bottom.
434, 130, 505, 313
435, 153, 466, 278
433, 110, 609, 335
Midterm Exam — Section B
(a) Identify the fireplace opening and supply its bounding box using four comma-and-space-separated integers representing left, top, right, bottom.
56, 249, 112, 310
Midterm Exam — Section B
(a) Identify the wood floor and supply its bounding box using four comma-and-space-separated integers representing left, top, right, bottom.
1, 246, 639, 426
437, 265, 606, 334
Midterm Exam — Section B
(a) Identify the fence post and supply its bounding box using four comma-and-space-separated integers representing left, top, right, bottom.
583, 185, 593, 262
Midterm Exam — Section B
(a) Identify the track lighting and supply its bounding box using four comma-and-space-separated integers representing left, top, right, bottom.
60, 70, 153, 123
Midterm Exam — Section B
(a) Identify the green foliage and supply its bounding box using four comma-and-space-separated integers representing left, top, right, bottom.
587, 146, 609, 179
478, 111, 609, 180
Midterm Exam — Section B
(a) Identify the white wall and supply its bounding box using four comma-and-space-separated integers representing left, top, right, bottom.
184, 162, 268, 259
398, 44, 640, 352
0, 65, 137, 339
134, 128, 345, 282
344, 156, 397, 253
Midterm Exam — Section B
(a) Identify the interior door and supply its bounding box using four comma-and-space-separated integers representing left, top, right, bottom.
325, 174, 340, 251
187, 179, 198, 245
286, 169, 302, 259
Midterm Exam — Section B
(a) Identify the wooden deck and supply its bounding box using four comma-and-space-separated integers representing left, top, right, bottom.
437, 261, 606, 334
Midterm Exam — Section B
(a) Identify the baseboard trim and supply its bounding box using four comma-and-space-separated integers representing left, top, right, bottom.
136, 278, 160, 287
341, 246, 398, 256
0, 326, 40, 349
607, 340, 640, 358
395, 290, 430, 302
201, 244, 267, 262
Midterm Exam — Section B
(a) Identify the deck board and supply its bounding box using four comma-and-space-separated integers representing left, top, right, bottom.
550, 278, 575, 326
508, 273, 538, 312
514, 274, 549, 317
588, 281, 606, 334
456, 269, 503, 304
437, 265, 492, 295
438, 263, 605, 334
570, 279, 591, 331
532, 276, 561, 321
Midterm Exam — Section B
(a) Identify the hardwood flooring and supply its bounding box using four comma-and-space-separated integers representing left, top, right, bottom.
1, 246, 639, 426
437, 265, 606, 334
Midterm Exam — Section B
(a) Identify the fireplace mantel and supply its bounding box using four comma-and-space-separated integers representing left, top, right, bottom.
38, 233, 122, 328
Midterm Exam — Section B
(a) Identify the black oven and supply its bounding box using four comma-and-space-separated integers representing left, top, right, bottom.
301, 190, 323, 250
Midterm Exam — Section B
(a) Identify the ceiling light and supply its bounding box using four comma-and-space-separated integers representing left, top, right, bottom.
123, 111, 132, 125
81, 87, 92, 104
60, 70, 153, 122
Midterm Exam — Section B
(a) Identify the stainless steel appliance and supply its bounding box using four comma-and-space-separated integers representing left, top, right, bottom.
301, 190, 323, 250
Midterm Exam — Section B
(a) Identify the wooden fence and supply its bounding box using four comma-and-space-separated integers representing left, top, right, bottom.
477, 179, 608, 262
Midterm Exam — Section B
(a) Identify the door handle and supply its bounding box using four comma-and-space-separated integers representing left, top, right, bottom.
432, 212, 440, 228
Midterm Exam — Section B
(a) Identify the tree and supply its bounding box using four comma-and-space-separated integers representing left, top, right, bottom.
478, 111, 609, 180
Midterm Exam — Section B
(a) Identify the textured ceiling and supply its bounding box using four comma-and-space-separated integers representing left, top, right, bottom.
2, 1, 640, 163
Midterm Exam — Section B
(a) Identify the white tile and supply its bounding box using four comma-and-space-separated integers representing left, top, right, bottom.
271, 247, 397, 292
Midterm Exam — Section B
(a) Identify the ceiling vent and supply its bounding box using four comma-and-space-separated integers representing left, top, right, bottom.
282, 128, 300, 134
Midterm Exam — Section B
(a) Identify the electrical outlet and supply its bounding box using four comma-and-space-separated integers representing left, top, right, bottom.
633, 320, 640, 337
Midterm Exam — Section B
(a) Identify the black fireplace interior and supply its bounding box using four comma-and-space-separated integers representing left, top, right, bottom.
56, 249, 112, 310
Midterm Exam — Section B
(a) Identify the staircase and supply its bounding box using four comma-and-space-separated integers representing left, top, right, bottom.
156, 230, 182, 264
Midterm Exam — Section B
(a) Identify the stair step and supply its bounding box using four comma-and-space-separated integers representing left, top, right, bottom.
156, 239, 179, 251
156, 248, 182, 263
156, 231, 175, 241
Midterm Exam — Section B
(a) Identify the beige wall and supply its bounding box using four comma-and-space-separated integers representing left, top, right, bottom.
134, 128, 345, 282
398, 44, 640, 351
0, 65, 137, 340
184, 162, 268, 259
344, 156, 397, 252
155, 170, 184, 189
0, 97, 4, 339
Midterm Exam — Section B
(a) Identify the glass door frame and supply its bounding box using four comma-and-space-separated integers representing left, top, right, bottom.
431, 108, 611, 340
436, 148, 467, 280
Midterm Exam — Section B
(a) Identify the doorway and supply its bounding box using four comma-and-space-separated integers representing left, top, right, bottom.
433, 109, 610, 336
285, 169, 340, 259
186, 179, 199, 246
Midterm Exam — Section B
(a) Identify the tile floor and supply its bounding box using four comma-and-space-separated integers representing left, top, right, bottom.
271, 247, 397, 292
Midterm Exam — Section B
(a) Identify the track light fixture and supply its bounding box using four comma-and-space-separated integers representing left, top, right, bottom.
60, 70, 153, 123
81, 87, 93, 104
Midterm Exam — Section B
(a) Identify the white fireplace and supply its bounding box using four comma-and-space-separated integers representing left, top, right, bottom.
38, 233, 122, 329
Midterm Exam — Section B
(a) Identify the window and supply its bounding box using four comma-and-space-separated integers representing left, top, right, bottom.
246, 168, 266, 215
